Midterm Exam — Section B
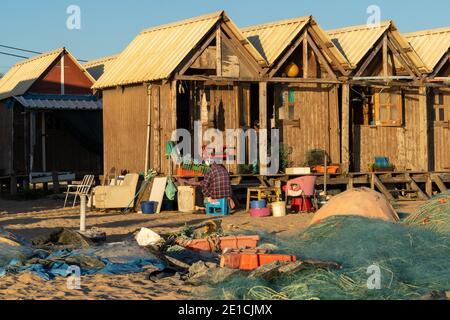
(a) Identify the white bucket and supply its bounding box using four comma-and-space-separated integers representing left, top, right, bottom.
272, 201, 287, 217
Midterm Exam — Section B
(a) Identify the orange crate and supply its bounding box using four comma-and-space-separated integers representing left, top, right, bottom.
221, 252, 298, 270
259, 254, 297, 266
184, 239, 213, 252
219, 236, 260, 251
239, 254, 260, 271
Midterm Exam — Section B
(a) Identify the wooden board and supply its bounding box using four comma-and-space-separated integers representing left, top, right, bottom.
149, 177, 168, 213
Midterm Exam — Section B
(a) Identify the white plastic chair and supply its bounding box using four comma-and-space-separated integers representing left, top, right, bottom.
64, 175, 95, 208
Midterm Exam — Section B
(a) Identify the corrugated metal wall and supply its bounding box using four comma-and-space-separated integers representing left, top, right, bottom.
103, 85, 149, 175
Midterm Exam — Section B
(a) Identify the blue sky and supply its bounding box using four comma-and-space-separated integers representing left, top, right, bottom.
0, 0, 449, 74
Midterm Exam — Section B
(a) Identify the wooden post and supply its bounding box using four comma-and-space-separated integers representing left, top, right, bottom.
303, 37, 308, 78
145, 84, 152, 173
418, 86, 429, 172
383, 35, 389, 78
52, 171, 60, 194
41, 113, 47, 172
10, 174, 17, 195
259, 82, 268, 175
216, 27, 222, 77
341, 83, 350, 173
171, 80, 178, 175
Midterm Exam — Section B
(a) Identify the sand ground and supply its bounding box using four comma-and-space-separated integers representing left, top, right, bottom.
0, 196, 421, 300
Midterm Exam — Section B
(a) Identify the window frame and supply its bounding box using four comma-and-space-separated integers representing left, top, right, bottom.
373, 88, 403, 127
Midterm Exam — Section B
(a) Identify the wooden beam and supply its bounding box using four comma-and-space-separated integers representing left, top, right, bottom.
216, 27, 222, 77
268, 34, 305, 78
355, 37, 384, 77
431, 51, 450, 78
383, 35, 389, 77
305, 33, 337, 80
307, 26, 349, 76
385, 34, 419, 78
170, 80, 178, 175
341, 83, 350, 173
372, 174, 396, 202
259, 81, 268, 175
426, 174, 433, 197
174, 74, 341, 84
303, 36, 309, 79
418, 86, 429, 172
178, 28, 218, 75
407, 174, 429, 200
220, 23, 262, 76
431, 174, 448, 193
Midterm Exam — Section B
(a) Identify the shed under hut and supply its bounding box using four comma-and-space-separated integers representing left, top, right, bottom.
0, 48, 103, 190
93, 11, 267, 176
407, 27, 450, 171
328, 22, 430, 173
243, 16, 351, 172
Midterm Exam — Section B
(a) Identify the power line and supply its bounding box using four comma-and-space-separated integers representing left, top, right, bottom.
0, 45, 88, 63
0, 51, 29, 59
0, 44, 41, 55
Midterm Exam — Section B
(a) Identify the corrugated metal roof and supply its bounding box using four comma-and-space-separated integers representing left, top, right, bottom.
93, 11, 266, 89
242, 16, 311, 65
242, 16, 350, 70
0, 48, 96, 101
328, 22, 391, 68
0, 48, 63, 101
14, 94, 102, 110
84, 54, 118, 80
328, 21, 429, 73
406, 27, 450, 71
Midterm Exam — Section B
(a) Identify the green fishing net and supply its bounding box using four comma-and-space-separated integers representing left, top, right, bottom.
202, 215, 450, 300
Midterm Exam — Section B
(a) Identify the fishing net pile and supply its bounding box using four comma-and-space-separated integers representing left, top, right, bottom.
203, 215, 450, 300
0, 228, 165, 280
405, 190, 450, 234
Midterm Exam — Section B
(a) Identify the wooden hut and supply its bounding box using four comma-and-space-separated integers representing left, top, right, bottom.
406, 28, 450, 171
328, 22, 430, 173
93, 11, 267, 176
242, 16, 351, 171
0, 48, 103, 189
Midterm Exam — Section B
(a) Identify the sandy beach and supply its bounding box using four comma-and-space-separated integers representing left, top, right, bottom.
0, 196, 323, 300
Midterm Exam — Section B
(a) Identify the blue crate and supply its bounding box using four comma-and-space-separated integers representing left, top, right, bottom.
206, 198, 230, 216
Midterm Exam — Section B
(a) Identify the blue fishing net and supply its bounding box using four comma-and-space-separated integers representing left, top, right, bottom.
0, 239, 165, 280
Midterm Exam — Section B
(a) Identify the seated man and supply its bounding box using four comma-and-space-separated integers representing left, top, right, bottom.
181, 163, 235, 210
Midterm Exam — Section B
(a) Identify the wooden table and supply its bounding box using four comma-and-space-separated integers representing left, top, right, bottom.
246, 186, 282, 211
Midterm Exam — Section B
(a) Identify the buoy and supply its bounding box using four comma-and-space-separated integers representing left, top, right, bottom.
285, 62, 300, 78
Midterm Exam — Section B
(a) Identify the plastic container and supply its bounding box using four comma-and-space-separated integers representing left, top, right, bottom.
291, 198, 313, 213
271, 201, 287, 217
141, 201, 157, 214
250, 200, 267, 209
178, 186, 197, 212
249, 208, 271, 218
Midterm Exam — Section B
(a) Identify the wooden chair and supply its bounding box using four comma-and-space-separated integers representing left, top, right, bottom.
64, 175, 95, 208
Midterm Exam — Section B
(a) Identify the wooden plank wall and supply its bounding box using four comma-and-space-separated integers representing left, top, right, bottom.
432, 90, 450, 171
0, 101, 13, 176
278, 84, 340, 166
353, 89, 423, 172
